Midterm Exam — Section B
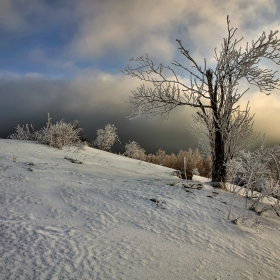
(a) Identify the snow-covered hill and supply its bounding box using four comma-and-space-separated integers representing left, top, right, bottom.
0, 140, 279, 279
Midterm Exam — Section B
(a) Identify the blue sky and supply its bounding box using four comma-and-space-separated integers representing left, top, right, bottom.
1, 0, 280, 153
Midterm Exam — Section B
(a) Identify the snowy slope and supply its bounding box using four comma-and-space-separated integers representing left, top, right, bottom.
0, 139, 279, 279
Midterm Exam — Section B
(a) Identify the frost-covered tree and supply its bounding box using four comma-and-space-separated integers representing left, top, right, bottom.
94, 124, 120, 151
122, 16, 280, 188
124, 141, 146, 160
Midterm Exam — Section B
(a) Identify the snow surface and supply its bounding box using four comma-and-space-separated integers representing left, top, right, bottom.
0, 139, 279, 279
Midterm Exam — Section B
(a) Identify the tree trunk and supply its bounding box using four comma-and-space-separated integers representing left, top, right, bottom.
211, 130, 227, 188
205, 70, 227, 188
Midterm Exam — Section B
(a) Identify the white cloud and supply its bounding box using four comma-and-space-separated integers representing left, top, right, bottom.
2, 0, 279, 68
66, 0, 280, 67
70, 0, 191, 61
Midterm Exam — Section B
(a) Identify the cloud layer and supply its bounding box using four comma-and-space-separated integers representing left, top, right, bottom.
0, 0, 279, 153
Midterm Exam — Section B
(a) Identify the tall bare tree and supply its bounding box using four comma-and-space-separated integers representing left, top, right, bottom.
122, 16, 280, 188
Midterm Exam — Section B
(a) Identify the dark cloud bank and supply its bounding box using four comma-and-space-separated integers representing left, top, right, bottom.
1, 75, 278, 156
0, 76, 199, 154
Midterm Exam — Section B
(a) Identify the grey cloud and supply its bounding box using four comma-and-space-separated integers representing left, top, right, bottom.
1, 69, 280, 156
0, 73, 199, 154
1, 71, 279, 155
0, 0, 78, 40
69, 0, 280, 63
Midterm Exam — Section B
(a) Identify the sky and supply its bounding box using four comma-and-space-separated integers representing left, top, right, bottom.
1, 0, 280, 154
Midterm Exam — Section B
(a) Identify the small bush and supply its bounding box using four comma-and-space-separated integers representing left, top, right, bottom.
124, 141, 146, 160
9, 124, 35, 141
94, 124, 120, 151
226, 142, 280, 218
9, 114, 82, 149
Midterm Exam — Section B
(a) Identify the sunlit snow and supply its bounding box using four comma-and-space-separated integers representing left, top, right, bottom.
0, 140, 279, 279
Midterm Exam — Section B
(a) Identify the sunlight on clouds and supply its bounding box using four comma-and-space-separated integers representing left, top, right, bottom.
70, 0, 279, 66
249, 92, 280, 137
237, 89, 280, 145
71, 0, 190, 61
140, 35, 175, 61
185, 0, 277, 58
2, 0, 279, 73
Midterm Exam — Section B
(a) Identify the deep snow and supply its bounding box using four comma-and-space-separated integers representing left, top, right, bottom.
0, 140, 279, 279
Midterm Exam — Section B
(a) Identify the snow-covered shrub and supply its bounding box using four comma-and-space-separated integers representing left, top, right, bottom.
155, 149, 166, 165
226, 141, 280, 217
124, 141, 146, 160
37, 115, 82, 149
9, 124, 36, 141
94, 124, 120, 151
9, 114, 82, 149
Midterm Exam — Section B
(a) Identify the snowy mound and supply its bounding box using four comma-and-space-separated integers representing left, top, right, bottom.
0, 140, 279, 279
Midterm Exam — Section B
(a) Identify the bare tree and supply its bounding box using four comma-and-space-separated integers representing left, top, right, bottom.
122, 16, 280, 188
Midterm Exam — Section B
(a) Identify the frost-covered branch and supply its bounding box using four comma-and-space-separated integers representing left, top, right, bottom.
122, 54, 211, 119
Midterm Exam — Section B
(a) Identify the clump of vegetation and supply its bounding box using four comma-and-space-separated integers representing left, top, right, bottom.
145, 148, 211, 177
93, 124, 120, 151
124, 141, 146, 160
226, 140, 280, 219
123, 140, 210, 177
8, 114, 82, 149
